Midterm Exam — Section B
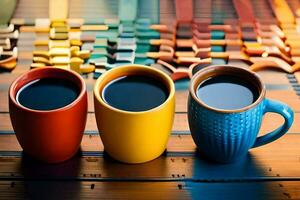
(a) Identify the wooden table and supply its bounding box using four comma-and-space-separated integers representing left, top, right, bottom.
1, 0, 300, 199
1, 32, 300, 200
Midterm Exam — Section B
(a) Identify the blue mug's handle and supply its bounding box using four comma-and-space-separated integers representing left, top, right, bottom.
252, 99, 294, 148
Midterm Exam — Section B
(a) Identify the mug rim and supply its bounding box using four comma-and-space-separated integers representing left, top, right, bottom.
189, 65, 266, 113
94, 64, 175, 115
9, 67, 86, 113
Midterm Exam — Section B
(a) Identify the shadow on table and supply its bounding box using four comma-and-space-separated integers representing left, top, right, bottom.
188, 151, 282, 200
19, 151, 82, 178
191, 150, 271, 180
18, 151, 82, 200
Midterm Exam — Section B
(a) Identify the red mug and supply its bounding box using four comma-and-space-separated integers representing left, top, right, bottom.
9, 67, 87, 163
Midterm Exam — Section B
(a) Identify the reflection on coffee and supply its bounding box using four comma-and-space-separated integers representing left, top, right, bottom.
16, 78, 79, 110
196, 75, 260, 110
102, 75, 168, 112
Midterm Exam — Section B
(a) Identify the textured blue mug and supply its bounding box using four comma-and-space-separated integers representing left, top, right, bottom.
188, 65, 294, 163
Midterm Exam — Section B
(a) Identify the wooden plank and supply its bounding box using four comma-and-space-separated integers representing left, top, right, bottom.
17, 52, 33, 60
0, 134, 299, 179
0, 133, 300, 154
256, 70, 290, 85
185, 181, 300, 200
0, 112, 300, 132
0, 181, 189, 200
1, 112, 300, 132
5, 1, 300, 200
0, 180, 300, 200
265, 90, 300, 112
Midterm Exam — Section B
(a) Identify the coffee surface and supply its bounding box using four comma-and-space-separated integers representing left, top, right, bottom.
102, 75, 168, 112
196, 75, 260, 110
17, 78, 79, 110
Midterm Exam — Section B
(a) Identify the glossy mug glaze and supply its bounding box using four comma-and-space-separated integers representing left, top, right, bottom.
94, 65, 175, 164
188, 65, 294, 163
9, 67, 87, 163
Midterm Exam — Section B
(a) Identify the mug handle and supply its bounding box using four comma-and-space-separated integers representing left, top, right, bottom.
252, 99, 294, 148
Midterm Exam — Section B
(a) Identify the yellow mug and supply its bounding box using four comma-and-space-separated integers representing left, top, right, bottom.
94, 65, 175, 163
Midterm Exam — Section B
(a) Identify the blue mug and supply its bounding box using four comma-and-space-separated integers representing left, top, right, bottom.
188, 65, 294, 163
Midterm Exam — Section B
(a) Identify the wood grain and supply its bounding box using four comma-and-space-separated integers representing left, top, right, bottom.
0, 134, 300, 180
2, 1, 300, 198
1, 112, 300, 133
0, 132, 299, 153
2, 181, 299, 200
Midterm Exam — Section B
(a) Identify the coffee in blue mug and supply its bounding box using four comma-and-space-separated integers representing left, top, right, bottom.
188, 65, 294, 163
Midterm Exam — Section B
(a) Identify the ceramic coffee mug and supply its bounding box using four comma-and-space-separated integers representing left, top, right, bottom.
9, 67, 87, 163
188, 65, 294, 163
94, 65, 175, 164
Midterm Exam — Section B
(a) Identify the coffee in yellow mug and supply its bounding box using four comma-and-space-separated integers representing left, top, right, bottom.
94, 65, 175, 163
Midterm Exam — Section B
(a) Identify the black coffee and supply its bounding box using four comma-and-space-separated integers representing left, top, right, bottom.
196, 75, 260, 110
17, 78, 79, 110
102, 75, 168, 112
